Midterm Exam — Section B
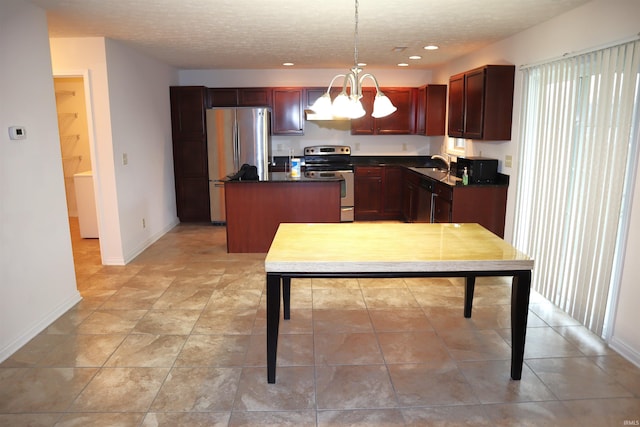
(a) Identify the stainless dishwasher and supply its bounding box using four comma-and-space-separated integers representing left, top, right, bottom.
416, 178, 433, 223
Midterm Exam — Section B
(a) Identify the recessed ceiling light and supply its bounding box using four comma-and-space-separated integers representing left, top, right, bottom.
409, 55, 422, 60
423, 45, 439, 50
282, 62, 294, 66
392, 47, 408, 53
398, 63, 409, 67
358, 62, 367, 67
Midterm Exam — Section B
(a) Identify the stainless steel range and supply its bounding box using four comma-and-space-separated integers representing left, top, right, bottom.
303, 145, 354, 222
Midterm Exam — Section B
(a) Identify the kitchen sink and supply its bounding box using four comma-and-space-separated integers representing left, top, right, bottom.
411, 167, 461, 185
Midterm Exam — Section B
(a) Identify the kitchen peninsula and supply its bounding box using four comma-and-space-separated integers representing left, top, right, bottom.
224, 172, 342, 253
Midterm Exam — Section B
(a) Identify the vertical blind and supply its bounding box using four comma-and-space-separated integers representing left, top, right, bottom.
514, 39, 640, 336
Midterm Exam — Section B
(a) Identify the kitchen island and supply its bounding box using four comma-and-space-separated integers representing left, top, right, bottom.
265, 222, 534, 384
224, 172, 342, 253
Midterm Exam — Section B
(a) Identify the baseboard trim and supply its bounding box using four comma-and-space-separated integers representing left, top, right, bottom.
609, 335, 640, 368
123, 219, 180, 264
0, 291, 82, 363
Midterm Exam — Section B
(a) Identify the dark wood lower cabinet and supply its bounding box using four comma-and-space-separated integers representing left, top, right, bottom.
370, 167, 508, 237
449, 186, 508, 237
355, 166, 402, 220
225, 181, 341, 253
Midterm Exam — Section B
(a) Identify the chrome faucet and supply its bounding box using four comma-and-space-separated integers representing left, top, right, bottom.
431, 154, 451, 172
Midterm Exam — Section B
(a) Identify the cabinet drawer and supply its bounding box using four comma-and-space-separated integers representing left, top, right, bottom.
434, 183, 452, 201
355, 166, 382, 177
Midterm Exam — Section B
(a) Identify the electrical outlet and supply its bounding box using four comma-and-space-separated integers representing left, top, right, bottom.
355, 143, 361, 151
122, 153, 128, 165
142, 218, 146, 228
402, 143, 407, 152
505, 155, 513, 168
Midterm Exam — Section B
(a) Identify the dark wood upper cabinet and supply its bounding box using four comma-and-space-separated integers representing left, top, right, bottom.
238, 88, 272, 106
416, 84, 447, 136
305, 87, 342, 109
272, 88, 304, 135
375, 88, 416, 135
350, 89, 376, 135
208, 87, 272, 107
171, 86, 207, 138
447, 65, 515, 140
208, 88, 238, 107
447, 75, 465, 137
351, 87, 416, 135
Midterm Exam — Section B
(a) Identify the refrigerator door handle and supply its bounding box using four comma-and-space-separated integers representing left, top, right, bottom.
233, 121, 240, 171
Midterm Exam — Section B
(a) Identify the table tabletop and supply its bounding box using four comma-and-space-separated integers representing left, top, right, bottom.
265, 222, 533, 273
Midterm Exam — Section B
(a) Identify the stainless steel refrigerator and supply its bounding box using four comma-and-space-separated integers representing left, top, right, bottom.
206, 107, 271, 223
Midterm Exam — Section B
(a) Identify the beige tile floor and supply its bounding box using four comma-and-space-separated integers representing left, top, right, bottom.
1, 220, 639, 426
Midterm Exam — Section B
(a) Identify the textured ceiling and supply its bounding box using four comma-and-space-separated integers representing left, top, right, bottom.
29, 0, 590, 69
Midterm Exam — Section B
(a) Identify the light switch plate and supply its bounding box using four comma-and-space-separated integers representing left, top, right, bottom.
505, 155, 513, 168
8, 126, 26, 140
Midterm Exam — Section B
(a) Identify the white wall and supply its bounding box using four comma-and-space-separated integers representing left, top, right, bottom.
103, 39, 180, 261
430, 0, 640, 364
50, 38, 179, 264
0, 0, 81, 361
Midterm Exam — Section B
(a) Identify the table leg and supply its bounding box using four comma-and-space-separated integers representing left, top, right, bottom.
283, 277, 291, 320
267, 273, 281, 384
510, 271, 532, 380
464, 276, 476, 318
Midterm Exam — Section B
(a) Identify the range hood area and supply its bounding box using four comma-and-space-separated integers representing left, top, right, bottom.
304, 109, 350, 121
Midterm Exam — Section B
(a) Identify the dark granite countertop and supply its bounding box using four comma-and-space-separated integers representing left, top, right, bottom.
225, 171, 344, 183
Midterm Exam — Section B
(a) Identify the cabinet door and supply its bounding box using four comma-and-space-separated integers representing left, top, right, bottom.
350, 88, 376, 135
432, 182, 452, 223
355, 176, 383, 218
239, 88, 272, 106
305, 87, 342, 109
481, 65, 516, 140
272, 88, 304, 135
354, 166, 383, 219
208, 88, 238, 107
415, 86, 427, 135
447, 74, 465, 137
425, 85, 447, 136
402, 170, 420, 221
463, 68, 486, 139
375, 88, 416, 135
170, 86, 207, 138
383, 166, 403, 216
433, 197, 452, 223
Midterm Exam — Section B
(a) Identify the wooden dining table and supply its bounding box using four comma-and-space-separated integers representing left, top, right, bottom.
264, 222, 534, 384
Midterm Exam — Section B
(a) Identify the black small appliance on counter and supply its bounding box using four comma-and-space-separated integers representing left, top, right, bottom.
456, 156, 498, 184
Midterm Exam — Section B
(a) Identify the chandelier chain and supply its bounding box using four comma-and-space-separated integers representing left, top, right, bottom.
353, 0, 359, 68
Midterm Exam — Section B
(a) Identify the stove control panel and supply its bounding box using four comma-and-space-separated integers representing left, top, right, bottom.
304, 145, 351, 156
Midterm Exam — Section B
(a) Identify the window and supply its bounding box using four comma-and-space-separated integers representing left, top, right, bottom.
513, 39, 640, 336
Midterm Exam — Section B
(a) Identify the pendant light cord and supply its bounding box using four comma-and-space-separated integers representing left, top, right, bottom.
353, 0, 359, 68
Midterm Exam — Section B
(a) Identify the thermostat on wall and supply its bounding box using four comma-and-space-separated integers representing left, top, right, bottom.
9, 126, 27, 140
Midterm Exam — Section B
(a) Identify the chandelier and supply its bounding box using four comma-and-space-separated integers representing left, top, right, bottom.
310, 0, 397, 120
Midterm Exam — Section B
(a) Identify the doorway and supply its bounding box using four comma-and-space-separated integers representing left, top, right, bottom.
53, 75, 102, 266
